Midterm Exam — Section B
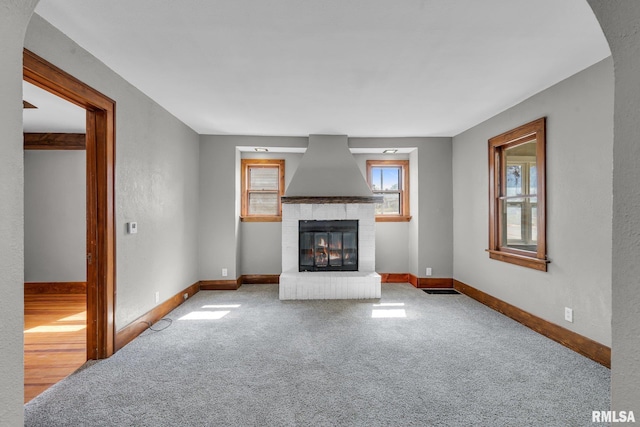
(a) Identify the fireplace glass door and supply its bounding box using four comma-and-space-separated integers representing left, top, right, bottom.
299, 220, 358, 272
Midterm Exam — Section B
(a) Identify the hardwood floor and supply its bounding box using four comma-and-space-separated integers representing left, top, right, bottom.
24, 293, 87, 403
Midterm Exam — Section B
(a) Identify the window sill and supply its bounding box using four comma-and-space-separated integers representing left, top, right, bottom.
375, 215, 412, 223
240, 216, 282, 222
486, 249, 549, 272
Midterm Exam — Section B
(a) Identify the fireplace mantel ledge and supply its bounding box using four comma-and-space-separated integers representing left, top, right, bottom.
281, 196, 383, 204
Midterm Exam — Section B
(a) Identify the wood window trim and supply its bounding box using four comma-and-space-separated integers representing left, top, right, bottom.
240, 159, 285, 222
366, 159, 411, 222
488, 117, 549, 271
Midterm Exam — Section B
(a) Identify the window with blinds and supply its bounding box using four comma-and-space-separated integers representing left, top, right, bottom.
241, 159, 285, 221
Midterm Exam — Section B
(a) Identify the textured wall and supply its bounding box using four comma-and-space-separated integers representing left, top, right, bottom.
199, 136, 452, 278
351, 137, 454, 278
353, 153, 411, 273
24, 150, 86, 282
198, 135, 308, 280
239, 151, 302, 275
589, 0, 640, 414
25, 14, 201, 330
414, 139, 454, 278
0, 1, 39, 425
198, 139, 239, 280
452, 58, 614, 346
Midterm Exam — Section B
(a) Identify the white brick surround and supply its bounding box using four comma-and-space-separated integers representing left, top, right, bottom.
280, 203, 381, 300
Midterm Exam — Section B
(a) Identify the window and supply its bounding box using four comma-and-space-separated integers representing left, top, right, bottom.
241, 159, 285, 222
366, 160, 410, 222
488, 118, 549, 271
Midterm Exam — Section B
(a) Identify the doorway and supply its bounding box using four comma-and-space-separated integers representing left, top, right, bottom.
23, 50, 116, 364
23, 79, 88, 402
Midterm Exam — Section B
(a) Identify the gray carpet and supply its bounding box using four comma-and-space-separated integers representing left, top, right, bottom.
25, 283, 610, 426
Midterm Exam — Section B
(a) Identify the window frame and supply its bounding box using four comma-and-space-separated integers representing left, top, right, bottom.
240, 158, 285, 222
488, 117, 549, 271
366, 159, 411, 222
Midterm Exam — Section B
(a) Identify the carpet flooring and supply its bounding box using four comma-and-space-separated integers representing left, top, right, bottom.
24, 283, 610, 426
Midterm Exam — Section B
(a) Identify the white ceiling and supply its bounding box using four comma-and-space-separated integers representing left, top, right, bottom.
34, 0, 610, 137
23, 80, 86, 133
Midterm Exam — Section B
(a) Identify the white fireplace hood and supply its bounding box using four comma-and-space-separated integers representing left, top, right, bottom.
284, 135, 373, 198
280, 134, 381, 300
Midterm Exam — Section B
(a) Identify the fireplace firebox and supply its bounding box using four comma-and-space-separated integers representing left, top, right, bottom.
299, 220, 358, 272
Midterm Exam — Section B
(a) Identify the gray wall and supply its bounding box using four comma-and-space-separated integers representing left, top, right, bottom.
240, 151, 302, 275
0, 2, 39, 424
198, 139, 239, 280
25, 14, 201, 330
198, 136, 308, 280
589, 0, 640, 413
199, 136, 452, 278
24, 150, 86, 282
452, 58, 614, 346
351, 137, 453, 278
353, 152, 411, 273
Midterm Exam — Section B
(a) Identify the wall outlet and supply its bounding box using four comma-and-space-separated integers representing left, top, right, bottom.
222, 268, 228, 277
426, 267, 432, 276
155, 291, 160, 304
183, 293, 189, 301
564, 307, 573, 323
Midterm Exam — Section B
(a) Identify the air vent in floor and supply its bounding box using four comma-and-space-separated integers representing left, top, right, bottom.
422, 289, 460, 295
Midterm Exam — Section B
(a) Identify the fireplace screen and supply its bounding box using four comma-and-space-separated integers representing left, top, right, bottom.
299, 220, 358, 272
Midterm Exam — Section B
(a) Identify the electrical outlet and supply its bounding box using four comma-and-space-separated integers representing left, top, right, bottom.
222, 268, 228, 277
426, 267, 432, 276
183, 293, 189, 301
564, 307, 573, 323
155, 291, 160, 304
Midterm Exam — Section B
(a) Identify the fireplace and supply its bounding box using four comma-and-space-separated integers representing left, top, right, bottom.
279, 134, 381, 300
280, 201, 381, 300
299, 220, 358, 272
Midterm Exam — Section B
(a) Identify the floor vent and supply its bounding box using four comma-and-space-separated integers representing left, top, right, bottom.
422, 289, 460, 295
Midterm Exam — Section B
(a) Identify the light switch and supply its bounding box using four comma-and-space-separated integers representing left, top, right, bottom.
127, 222, 138, 234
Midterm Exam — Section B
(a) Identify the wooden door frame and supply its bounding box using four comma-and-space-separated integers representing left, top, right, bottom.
23, 49, 116, 359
